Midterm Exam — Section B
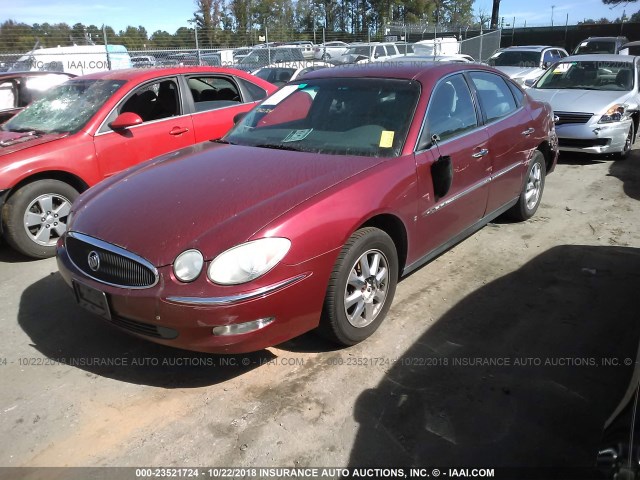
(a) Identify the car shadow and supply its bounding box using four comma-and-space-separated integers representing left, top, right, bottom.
17, 273, 274, 388
0, 242, 41, 263
608, 148, 640, 201
558, 151, 607, 166
348, 245, 640, 468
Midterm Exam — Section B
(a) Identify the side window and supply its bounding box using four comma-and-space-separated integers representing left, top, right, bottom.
542, 50, 554, 65
422, 74, 478, 143
558, 49, 568, 58
187, 76, 241, 112
0, 81, 17, 110
506, 80, 525, 106
469, 71, 517, 121
375, 46, 385, 58
119, 79, 180, 123
238, 78, 268, 101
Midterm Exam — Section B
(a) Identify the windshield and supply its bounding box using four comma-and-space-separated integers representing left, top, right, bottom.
488, 51, 541, 67
534, 60, 634, 91
574, 41, 616, 54
3, 79, 125, 134
345, 46, 373, 56
225, 77, 420, 157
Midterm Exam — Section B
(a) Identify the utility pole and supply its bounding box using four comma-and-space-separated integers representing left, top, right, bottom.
491, 0, 501, 29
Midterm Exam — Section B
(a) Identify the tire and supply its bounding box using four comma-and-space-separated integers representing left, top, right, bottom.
319, 227, 398, 346
613, 123, 634, 160
2, 180, 79, 259
321, 53, 330, 61
507, 150, 546, 222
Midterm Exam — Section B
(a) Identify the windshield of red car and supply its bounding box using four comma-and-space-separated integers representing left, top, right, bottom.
534, 61, 634, 91
224, 77, 420, 157
2, 79, 125, 134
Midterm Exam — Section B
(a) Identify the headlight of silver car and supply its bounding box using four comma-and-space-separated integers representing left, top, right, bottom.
173, 249, 204, 282
598, 104, 627, 124
208, 238, 291, 285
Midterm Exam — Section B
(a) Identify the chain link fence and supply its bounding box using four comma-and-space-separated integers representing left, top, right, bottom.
0, 24, 499, 75
460, 30, 502, 62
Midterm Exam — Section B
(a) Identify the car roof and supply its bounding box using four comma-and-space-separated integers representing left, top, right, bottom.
0, 71, 75, 80
70, 66, 252, 82
622, 41, 640, 48
562, 54, 637, 62
302, 62, 499, 84
581, 36, 627, 41
501, 45, 557, 52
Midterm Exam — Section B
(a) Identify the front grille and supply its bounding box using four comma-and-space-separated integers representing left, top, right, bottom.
66, 232, 157, 288
112, 315, 178, 339
554, 111, 593, 125
558, 138, 610, 148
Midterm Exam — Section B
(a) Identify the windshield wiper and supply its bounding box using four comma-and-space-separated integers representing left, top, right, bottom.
255, 143, 302, 151
7, 127, 47, 135
210, 138, 235, 145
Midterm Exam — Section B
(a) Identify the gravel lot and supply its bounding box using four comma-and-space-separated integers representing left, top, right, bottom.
1, 146, 639, 473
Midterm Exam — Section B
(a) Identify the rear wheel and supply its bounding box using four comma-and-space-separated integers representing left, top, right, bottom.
506, 150, 546, 222
2, 179, 78, 259
613, 123, 634, 160
319, 227, 398, 346
321, 53, 330, 61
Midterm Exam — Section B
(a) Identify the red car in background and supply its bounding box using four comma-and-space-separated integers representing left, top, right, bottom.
57, 64, 558, 354
0, 67, 276, 258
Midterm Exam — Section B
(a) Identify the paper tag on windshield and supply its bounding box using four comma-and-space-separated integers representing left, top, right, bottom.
283, 129, 312, 142
380, 131, 395, 148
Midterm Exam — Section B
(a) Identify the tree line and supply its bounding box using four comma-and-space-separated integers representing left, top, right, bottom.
0, 0, 478, 53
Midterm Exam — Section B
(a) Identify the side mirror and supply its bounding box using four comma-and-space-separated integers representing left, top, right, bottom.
524, 78, 536, 88
109, 112, 143, 130
233, 112, 247, 124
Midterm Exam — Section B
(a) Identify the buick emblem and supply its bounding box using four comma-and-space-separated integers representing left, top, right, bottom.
87, 251, 101, 272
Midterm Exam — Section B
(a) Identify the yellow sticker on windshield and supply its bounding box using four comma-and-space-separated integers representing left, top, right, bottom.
380, 131, 395, 148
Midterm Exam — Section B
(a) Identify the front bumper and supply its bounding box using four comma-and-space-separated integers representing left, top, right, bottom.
56, 238, 338, 354
556, 119, 632, 154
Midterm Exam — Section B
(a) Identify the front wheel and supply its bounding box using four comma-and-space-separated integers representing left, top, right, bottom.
613, 123, 634, 160
319, 227, 398, 346
2, 180, 79, 259
506, 150, 546, 222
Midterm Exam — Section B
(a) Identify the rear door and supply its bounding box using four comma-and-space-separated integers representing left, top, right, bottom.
414, 73, 490, 255
183, 74, 263, 143
467, 71, 533, 214
93, 77, 195, 178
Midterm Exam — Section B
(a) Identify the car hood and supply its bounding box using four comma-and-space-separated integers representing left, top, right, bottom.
527, 89, 632, 113
494, 66, 542, 80
0, 130, 69, 156
71, 142, 384, 267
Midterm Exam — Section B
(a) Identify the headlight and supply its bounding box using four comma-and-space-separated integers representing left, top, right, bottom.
208, 238, 291, 285
599, 104, 627, 124
173, 249, 204, 282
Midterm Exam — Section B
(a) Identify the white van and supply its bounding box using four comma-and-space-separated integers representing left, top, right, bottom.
413, 37, 460, 56
11, 45, 132, 76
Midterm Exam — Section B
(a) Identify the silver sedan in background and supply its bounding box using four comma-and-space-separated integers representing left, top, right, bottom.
527, 54, 639, 159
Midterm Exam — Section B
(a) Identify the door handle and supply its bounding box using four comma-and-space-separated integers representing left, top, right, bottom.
169, 126, 189, 136
472, 148, 489, 158
522, 127, 535, 136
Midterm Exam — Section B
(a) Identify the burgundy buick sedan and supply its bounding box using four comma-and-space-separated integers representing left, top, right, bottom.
57, 64, 558, 353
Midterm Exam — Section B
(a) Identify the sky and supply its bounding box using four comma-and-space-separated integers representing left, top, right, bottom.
0, 0, 635, 33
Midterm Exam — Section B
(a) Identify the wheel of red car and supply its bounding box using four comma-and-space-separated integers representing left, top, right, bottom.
2, 180, 78, 259
507, 150, 546, 222
320, 227, 398, 346
614, 123, 634, 160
